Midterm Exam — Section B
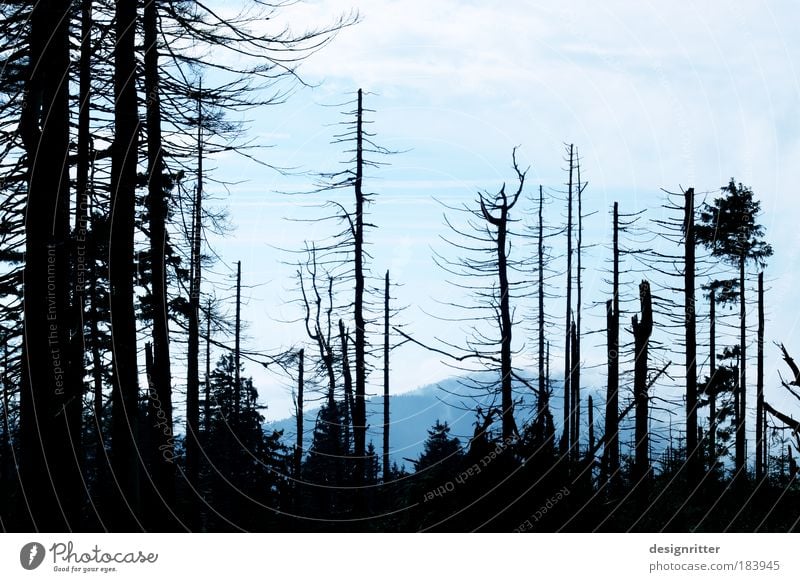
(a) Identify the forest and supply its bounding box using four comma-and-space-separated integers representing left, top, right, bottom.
1, 0, 799, 533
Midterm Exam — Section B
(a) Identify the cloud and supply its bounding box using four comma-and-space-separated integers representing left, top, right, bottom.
205, 0, 800, 407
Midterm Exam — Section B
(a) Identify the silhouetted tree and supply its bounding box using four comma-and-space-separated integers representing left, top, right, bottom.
696, 179, 773, 475
631, 280, 653, 483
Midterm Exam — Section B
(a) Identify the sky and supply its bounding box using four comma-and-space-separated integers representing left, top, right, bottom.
198, 0, 800, 425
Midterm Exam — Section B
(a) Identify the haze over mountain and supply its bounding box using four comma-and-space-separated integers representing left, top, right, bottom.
266, 374, 613, 470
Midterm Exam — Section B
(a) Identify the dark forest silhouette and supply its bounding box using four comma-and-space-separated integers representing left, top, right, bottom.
0, 0, 799, 532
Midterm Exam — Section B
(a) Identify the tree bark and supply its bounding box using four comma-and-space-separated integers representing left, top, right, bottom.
144, 0, 175, 524
295, 349, 304, 480
756, 271, 764, 479
632, 280, 653, 484
603, 202, 620, 488
572, 153, 583, 465
588, 394, 595, 457
684, 188, 699, 483
709, 290, 716, 469
353, 88, 367, 480
339, 319, 354, 452
234, 261, 241, 424
109, 0, 142, 528
561, 144, 574, 456
383, 270, 390, 480
536, 185, 553, 447
736, 255, 746, 474
186, 93, 203, 492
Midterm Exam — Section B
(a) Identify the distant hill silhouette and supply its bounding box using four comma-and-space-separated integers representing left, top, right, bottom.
266, 373, 614, 470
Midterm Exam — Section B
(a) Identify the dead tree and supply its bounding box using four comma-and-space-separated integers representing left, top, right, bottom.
423, 149, 529, 445
109, 0, 142, 528
234, 261, 242, 423
479, 158, 525, 441
185, 91, 204, 491
603, 203, 621, 488
561, 144, 575, 456
588, 395, 595, 456
571, 149, 586, 465
294, 348, 304, 480
534, 185, 555, 449
632, 280, 653, 483
756, 272, 765, 479
765, 344, 800, 451
383, 270, 390, 480
683, 188, 699, 482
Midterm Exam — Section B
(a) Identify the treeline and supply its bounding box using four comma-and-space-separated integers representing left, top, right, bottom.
1, 0, 799, 533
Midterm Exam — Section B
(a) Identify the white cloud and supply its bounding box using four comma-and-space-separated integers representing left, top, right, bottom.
204, 0, 800, 412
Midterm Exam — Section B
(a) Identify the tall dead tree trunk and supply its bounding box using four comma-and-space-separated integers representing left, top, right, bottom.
735, 253, 747, 474
572, 153, 583, 465
144, 0, 174, 523
684, 187, 699, 482
353, 89, 367, 480
632, 280, 653, 483
709, 290, 717, 468
588, 395, 595, 456
1, 344, 9, 483
561, 144, 574, 456
204, 299, 212, 431
479, 160, 524, 441
234, 261, 242, 425
19, 0, 76, 531
109, 0, 142, 528
756, 271, 764, 479
339, 319, 354, 452
536, 185, 553, 446
295, 348, 304, 479
66, 0, 94, 499
603, 202, 620, 488
570, 321, 579, 460
185, 91, 203, 491
383, 270, 390, 480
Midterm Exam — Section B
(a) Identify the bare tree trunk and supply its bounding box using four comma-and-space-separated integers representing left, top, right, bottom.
234, 261, 241, 424
479, 162, 524, 441
763, 408, 768, 479
204, 299, 212, 431
570, 321, 579, 460
756, 271, 764, 479
561, 144, 574, 456
709, 290, 716, 469
632, 280, 653, 484
572, 154, 583, 465
684, 188, 699, 483
339, 319, 354, 453
734, 363, 740, 472
19, 0, 76, 531
185, 92, 203, 490
603, 202, 620, 488
736, 255, 746, 474
353, 89, 367, 480
109, 0, 142, 528
496, 198, 515, 441
144, 0, 175, 524
1, 343, 10, 485
588, 395, 595, 457
295, 349, 304, 479
89, 199, 105, 476
65, 0, 94, 502
383, 271, 390, 480
536, 185, 552, 446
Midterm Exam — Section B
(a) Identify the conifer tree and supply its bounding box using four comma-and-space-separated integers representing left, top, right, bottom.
696, 179, 772, 474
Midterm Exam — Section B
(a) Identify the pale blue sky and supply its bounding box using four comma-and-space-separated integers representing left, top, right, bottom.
198, 0, 800, 429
